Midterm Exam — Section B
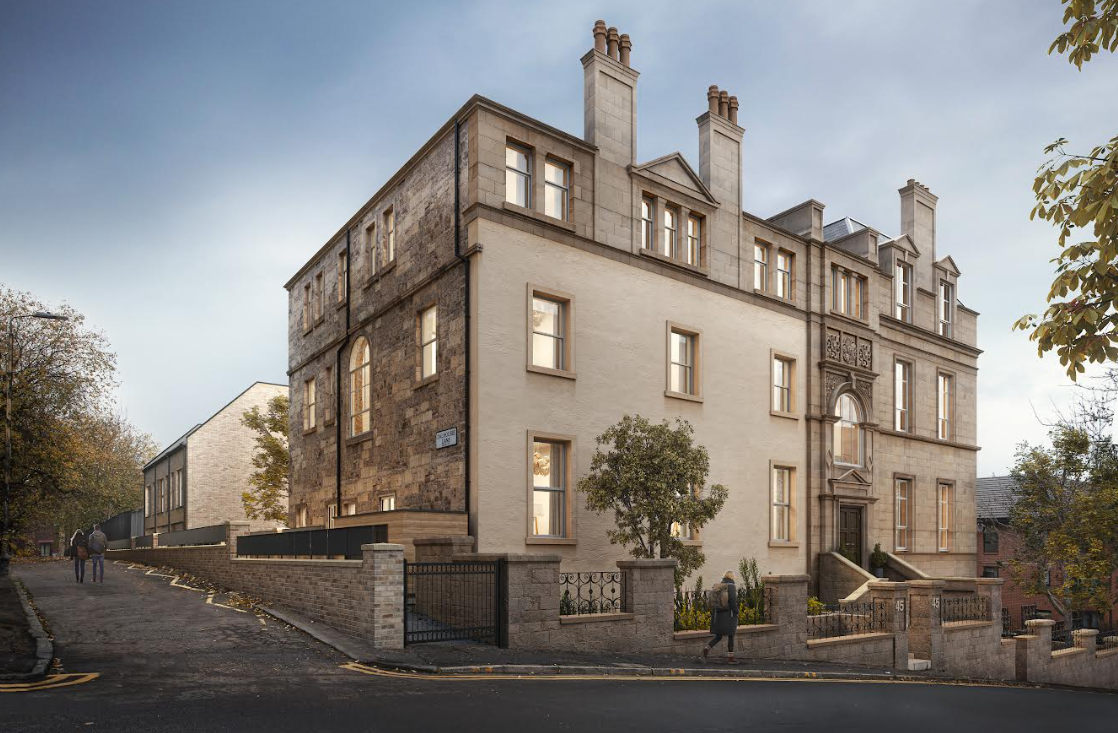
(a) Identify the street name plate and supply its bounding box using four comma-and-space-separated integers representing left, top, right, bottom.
435, 427, 458, 449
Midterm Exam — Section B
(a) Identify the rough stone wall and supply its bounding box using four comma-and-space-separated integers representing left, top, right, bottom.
108, 524, 404, 647
941, 622, 1015, 680
1014, 621, 1118, 690
186, 383, 288, 532
818, 553, 872, 604
287, 121, 469, 527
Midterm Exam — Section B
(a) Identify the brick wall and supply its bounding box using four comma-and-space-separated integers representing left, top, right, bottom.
108, 523, 403, 647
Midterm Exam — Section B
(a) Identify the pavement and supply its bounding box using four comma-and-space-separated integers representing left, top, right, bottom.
2, 558, 1115, 732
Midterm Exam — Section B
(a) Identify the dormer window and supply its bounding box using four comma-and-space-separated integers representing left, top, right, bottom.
663, 208, 677, 258
641, 197, 655, 250
505, 144, 531, 208
895, 261, 912, 322
686, 215, 701, 266
938, 281, 954, 337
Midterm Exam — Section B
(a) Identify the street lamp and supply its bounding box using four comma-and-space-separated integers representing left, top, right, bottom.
1, 310, 70, 578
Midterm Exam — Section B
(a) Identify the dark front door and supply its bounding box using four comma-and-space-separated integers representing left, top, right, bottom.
839, 506, 863, 566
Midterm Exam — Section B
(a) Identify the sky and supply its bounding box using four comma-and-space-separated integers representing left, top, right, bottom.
2, 0, 1116, 476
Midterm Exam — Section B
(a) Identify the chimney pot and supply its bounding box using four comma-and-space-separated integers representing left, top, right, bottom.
707, 85, 720, 114
607, 27, 620, 59
718, 90, 730, 118
728, 95, 739, 125
619, 34, 631, 66
593, 20, 607, 52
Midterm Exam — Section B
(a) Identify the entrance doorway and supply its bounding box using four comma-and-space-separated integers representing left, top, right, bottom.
839, 506, 863, 566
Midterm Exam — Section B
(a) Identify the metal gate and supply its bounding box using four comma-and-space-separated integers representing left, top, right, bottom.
403, 559, 506, 646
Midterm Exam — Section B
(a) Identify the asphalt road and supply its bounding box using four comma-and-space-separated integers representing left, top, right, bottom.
3, 560, 1115, 732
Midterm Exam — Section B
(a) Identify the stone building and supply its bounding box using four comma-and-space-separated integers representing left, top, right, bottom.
143, 382, 287, 535
284, 21, 980, 589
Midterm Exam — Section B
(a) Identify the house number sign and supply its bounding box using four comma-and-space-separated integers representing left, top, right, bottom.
932, 597, 940, 608
435, 427, 458, 449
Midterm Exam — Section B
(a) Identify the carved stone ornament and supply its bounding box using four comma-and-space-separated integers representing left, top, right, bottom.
824, 371, 848, 402
854, 378, 874, 412
840, 334, 857, 365
825, 330, 841, 361
856, 340, 872, 370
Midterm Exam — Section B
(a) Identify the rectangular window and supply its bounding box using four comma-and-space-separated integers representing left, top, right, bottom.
832, 268, 865, 319
938, 281, 953, 337
982, 566, 999, 578
983, 527, 999, 554
145, 484, 151, 516
938, 482, 952, 552
176, 469, 184, 508
754, 243, 769, 291
685, 215, 701, 266
531, 439, 567, 538
303, 378, 316, 431
295, 506, 308, 528
337, 251, 347, 303
314, 272, 324, 320
365, 223, 376, 276
895, 261, 912, 321
772, 356, 793, 413
895, 478, 911, 551
663, 207, 677, 257
505, 144, 531, 208
641, 197, 655, 250
776, 251, 793, 300
937, 373, 954, 440
771, 466, 793, 542
302, 284, 311, 330
531, 296, 566, 370
378, 495, 396, 512
420, 305, 438, 379
669, 329, 696, 396
543, 159, 569, 220
341, 501, 357, 516
894, 360, 912, 432
383, 208, 395, 263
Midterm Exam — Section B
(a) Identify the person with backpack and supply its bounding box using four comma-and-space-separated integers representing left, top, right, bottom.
701, 570, 738, 663
70, 529, 89, 583
88, 524, 108, 583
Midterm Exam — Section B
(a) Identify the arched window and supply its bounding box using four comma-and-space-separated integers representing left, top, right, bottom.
833, 393, 864, 466
350, 337, 371, 436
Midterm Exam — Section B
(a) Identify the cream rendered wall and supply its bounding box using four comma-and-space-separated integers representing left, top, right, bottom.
474, 218, 808, 579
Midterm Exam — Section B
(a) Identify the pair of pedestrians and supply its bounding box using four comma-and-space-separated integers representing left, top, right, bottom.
69, 525, 108, 583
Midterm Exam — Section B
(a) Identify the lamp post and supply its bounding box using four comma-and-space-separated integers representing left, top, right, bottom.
1, 310, 69, 578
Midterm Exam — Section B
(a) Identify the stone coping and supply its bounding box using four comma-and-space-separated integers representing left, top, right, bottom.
231, 558, 362, 568
559, 613, 635, 625
107, 544, 226, 551
360, 543, 405, 551
673, 624, 779, 641
761, 574, 811, 583
453, 552, 562, 563
806, 631, 893, 649
1051, 647, 1088, 659
1097, 647, 1118, 659
942, 620, 993, 631
412, 537, 475, 546
616, 559, 677, 569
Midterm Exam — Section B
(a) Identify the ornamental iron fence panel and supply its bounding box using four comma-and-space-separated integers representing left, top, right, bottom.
673, 585, 770, 632
941, 595, 989, 624
236, 525, 387, 560
404, 560, 506, 646
559, 571, 626, 616
807, 599, 893, 640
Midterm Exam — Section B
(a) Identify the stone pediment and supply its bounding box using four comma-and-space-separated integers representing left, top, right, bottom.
937, 254, 961, 276
833, 468, 871, 486
632, 153, 718, 205
883, 233, 920, 257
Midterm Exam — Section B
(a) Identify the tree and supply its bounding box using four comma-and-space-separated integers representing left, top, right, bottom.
1015, 1, 1118, 379
1007, 369, 1118, 616
576, 415, 728, 585
241, 394, 289, 523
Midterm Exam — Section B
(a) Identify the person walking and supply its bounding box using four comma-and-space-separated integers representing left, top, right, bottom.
70, 529, 89, 583
701, 570, 738, 663
88, 524, 108, 583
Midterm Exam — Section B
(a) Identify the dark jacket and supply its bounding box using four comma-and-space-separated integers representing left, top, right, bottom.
710, 580, 738, 636
88, 530, 108, 555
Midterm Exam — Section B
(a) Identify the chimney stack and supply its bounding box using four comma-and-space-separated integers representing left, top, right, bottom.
707, 85, 720, 114
619, 34, 631, 66
728, 96, 738, 125
593, 20, 607, 52
607, 27, 620, 59
718, 90, 730, 118
898, 178, 939, 292
698, 83, 745, 261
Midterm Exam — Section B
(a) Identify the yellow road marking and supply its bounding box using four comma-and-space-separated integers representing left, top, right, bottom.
170, 577, 205, 592
205, 592, 247, 613
144, 568, 175, 579
0, 673, 100, 693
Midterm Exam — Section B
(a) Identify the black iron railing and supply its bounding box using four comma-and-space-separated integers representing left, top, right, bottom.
1051, 628, 1074, 652
559, 571, 626, 615
158, 523, 226, 547
1096, 630, 1118, 652
807, 599, 893, 639
404, 560, 505, 646
236, 525, 387, 560
674, 585, 770, 632
941, 595, 989, 624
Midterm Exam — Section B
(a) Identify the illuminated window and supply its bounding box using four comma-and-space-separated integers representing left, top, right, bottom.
895, 261, 912, 321
337, 251, 347, 303
383, 208, 395, 263
776, 251, 793, 299
505, 144, 531, 208
937, 373, 954, 440
349, 337, 371, 436
663, 207, 677, 257
772, 356, 793, 413
938, 281, 954, 337
754, 244, 769, 291
832, 268, 865, 319
833, 393, 863, 466
302, 284, 311, 330
303, 378, 316, 431
669, 329, 696, 396
365, 222, 376, 276
641, 197, 655, 250
341, 501, 357, 516
938, 482, 952, 551
378, 495, 396, 512
420, 306, 437, 379
531, 440, 567, 537
531, 296, 565, 370
895, 360, 912, 432
543, 159, 569, 220
895, 478, 911, 551
771, 466, 793, 542
686, 215, 701, 266
295, 506, 308, 528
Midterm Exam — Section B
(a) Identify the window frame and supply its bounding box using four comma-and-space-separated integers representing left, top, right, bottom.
314, 272, 324, 322
295, 506, 308, 528
833, 392, 865, 467
937, 370, 955, 441
365, 221, 376, 278
894, 260, 912, 322
775, 250, 794, 300
754, 242, 770, 292
378, 494, 396, 512
337, 250, 348, 304
383, 207, 396, 265
894, 475, 912, 552
526, 431, 576, 544
418, 304, 438, 383
526, 284, 575, 378
505, 142, 532, 209
937, 480, 953, 552
832, 267, 865, 319
349, 336, 372, 438
771, 351, 797, 418
302, 284, 311, 332
665, 322, 703, 402
685, 214, 702, 266
894, 359, 913, 433
769, 464, 797, 545
983, 526, 999, 554
303, 377, 317, 433
543, 157, 570, 221
938, 280, 954, 337
641, 196, 656, 251
663, 206, 678, 258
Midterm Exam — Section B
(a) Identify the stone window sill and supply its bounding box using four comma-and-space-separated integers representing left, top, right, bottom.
560, 613, 634, 625
302, 426, 318, 436
414, 373, 439, 390
314, 316, 326, 327
335, 299, 347, 311
768, 540, 800, 549
770, 409, 798, 421
363, 260, 397, 289
827, 310, 869, 328
502, 201, 576, 232
302, 326, 313, 336
665, 390, 703, 404
345, 431, 373, 447
525, 537, 577, 546
526, 365, 576, 380
638, 247, 708, 277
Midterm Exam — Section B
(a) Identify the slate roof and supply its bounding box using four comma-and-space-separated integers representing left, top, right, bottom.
976, 475, 1019, 520
822, 217, 893, 243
